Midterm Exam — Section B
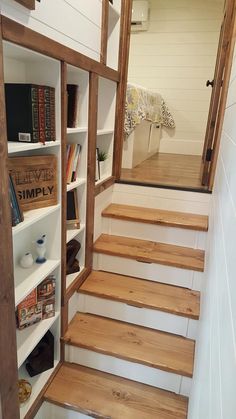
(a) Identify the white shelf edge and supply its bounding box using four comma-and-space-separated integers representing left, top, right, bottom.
19, 360, 60, 419
66, 224, 85, 244
8, 140, 60, 154
66, 265, 85, 290
97, 128, 114, 136
17, 312, 60, 369
15, 259, 61, 307
95, 173, 111, 186
12, 204, 60, 236
67, 178, 86, 192
67, 127, 88, 134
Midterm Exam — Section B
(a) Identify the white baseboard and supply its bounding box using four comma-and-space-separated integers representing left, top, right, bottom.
159, 139, 203, 155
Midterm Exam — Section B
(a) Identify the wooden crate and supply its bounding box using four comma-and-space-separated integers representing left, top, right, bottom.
8, 155, 57, 211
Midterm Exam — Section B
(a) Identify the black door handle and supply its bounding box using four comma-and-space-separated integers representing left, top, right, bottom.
206, 79, 214, 87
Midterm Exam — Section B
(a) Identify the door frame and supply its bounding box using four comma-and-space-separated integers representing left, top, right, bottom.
115, 0, 236, 192
201, 0, 236, 190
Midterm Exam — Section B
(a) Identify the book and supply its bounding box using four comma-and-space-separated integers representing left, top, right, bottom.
38, 85, 46, 144
17, 289, 42, 330
17, 275, 56, 329
72, 144, 82, 182
67, 84, 79, 128
9, 173, 24, 227
37, 275, 56, 320
5, 83, 40, 143
50, 87, 56, 141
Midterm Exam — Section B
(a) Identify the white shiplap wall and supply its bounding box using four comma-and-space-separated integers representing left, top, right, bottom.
128, 0, 223, 155
0, 0, 102, 60
188, 45, 236, 418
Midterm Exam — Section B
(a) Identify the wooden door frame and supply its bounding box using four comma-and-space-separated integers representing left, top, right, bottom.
0, 20, 20, 419
208, 0, 236, 190
201, 0, 236, 189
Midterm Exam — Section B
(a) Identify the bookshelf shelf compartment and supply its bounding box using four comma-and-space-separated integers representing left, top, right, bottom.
8, 140, 60, 154
12, 204, 60, 236
66, 224, 85, 244
15, 259, 60, 307
67, 127, 87, 134
17, 312, 60, 368
97, 128, 114, 136
19, 360, 60, 419
67, 178, 86, 192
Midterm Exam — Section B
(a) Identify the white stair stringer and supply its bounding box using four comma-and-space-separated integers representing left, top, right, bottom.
64, 345, 192, 397
77, 294, 198, 339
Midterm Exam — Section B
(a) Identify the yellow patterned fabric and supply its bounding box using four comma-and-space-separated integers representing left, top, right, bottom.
124, 83, 175, 137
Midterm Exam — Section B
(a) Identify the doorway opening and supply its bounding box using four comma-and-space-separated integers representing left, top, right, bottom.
119, 0, 233, 192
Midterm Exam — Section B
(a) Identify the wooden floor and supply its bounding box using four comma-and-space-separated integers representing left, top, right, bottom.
45, 363, 188, 419
63, 313, 195, 377
121, 153, 204, 189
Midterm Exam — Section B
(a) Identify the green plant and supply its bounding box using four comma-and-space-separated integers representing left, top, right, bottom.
98, 150, 108, 161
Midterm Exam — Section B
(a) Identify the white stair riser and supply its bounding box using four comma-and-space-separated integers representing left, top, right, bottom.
93, 254, 204, 291
102, 218, 207, 249
65, 345, 192, 397
36, 402, 89, 419
78, 294, 198, 339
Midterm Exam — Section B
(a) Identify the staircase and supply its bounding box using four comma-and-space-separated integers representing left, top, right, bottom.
45, 202, 208, 418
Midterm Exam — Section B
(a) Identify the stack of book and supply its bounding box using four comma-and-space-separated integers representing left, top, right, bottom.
66, 144, 82, 184
9, 174, 24, 227
16, 275, 56, 330
5, 83, 56, 143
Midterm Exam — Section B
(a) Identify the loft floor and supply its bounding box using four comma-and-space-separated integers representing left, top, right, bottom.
120, 153, 206, 191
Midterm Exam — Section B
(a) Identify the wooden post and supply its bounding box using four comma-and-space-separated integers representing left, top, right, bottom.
0, 17, 20, 419
113, 0, 133, 180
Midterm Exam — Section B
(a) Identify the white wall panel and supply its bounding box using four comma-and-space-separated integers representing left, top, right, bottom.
188, 43, 236, 419
0, 0, 102, 60
128, 0, 223, 155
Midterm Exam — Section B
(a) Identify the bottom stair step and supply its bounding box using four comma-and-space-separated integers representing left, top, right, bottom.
44, 362, 188, 419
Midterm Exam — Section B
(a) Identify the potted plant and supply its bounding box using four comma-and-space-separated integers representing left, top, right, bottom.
97, 150, 108, 178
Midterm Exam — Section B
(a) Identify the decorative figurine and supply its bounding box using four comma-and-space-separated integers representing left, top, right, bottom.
20, 252, 34, 269
35, 234, 47, 264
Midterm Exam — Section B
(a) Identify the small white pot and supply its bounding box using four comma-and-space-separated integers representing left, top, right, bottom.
20, 253, 34, 269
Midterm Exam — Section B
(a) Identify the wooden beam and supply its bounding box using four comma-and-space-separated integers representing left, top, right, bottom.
61, 62, 67, 308
94, 175, 115, 196
85, 72, 98, 269
100, 0, 109, 65
0, 17, 20, 419
1, 16, 119, 83
113, 0, 132, 179
14, 0, 35, 10
209, 0, 236, 189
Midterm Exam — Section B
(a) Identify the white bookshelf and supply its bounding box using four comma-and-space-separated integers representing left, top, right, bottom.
3, 40, 62, 418
66, 65, 89, 291
107, 0, 121, 70
96, 77, 116, 184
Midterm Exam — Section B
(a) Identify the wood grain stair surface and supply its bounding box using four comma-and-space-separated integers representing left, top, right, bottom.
44, 362, 188, 419
80, 270, 200, 320
102, 203, 209, 231
93, 234, 205, 272
63, 313, 195, 377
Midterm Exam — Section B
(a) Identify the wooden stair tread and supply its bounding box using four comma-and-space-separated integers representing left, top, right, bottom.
80, 270, 200, 320
45, 362, 188, 419
93, 234, 205, 272
63, 313, 195, 377
102, 203, 208, 231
